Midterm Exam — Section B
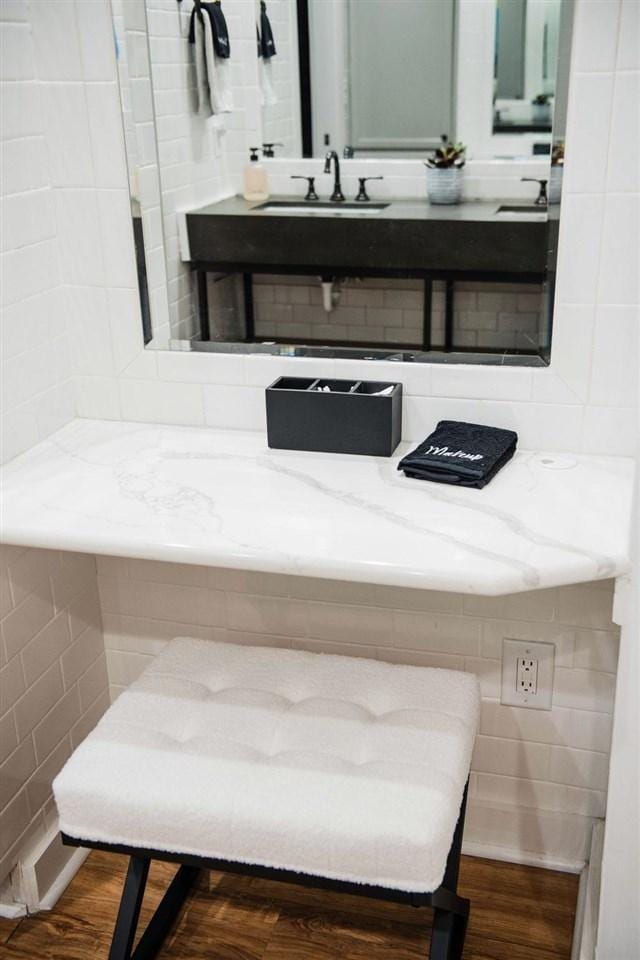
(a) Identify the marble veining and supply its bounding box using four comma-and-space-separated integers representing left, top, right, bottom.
0, 420, 634, 596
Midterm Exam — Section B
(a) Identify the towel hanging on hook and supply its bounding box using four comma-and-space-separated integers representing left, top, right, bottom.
258, 1, 277, 59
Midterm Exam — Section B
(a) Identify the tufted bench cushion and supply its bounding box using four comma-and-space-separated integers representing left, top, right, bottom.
54, 638, 480, 893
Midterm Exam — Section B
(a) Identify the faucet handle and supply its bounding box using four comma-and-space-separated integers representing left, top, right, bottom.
290, 175, 319, 201
355, 176, 384, 202
262, 142, 284, 158
521, 177, 549, 206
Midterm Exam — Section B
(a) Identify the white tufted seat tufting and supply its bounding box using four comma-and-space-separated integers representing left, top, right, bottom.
54, 638, 480, 894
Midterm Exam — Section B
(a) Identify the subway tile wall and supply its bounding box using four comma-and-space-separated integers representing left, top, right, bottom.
252, 276, 544, 352
0, 1, 74, 464
0, 546, 109, 888
98, 556, 620, 867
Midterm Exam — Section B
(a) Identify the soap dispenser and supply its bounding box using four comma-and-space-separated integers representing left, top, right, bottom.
243, 147, 269, 202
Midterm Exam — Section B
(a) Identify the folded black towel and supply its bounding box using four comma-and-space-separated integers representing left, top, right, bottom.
188, 1, 231, 58
258, 0, 277, 59
398, 420, 518, 488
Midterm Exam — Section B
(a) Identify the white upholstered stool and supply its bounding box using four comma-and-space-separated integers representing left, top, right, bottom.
54, 638, 480, 960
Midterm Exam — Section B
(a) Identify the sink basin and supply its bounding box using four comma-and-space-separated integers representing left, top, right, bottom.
496, 204, 547, 216
255, 201, 389, 217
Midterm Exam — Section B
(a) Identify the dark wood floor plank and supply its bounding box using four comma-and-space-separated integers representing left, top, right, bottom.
0, 851, 579, 960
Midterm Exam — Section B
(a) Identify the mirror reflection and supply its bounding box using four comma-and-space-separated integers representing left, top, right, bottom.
110, 0, 572, 365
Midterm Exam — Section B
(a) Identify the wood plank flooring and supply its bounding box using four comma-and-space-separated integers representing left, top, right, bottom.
0, 851, 578, 960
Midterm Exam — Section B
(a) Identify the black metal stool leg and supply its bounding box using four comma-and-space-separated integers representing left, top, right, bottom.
429, 908, 455, 960
109, 856, 150, 960
133, 865, 200, 960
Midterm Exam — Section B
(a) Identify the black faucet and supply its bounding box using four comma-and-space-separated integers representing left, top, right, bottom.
324, 150, 345, 202
521, 177, 549, 206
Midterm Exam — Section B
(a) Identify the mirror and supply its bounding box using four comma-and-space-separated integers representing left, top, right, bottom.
493, 0, 562, 134
110, 0, 572, 364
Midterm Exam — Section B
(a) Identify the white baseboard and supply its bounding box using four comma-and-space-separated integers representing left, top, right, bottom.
462, 839, 583, 874
0, 823, 88, 915
572, 820, 604, 960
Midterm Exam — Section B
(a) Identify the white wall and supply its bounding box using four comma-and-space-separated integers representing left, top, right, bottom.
0, 547, 107, 891
0, 0, 75, 463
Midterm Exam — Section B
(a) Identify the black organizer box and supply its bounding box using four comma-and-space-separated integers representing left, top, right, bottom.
266, 377, 402, 456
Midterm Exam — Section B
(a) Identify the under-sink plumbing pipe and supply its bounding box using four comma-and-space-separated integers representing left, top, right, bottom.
320, 275, 343, 313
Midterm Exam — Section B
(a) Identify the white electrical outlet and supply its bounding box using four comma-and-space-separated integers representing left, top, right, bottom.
501, 638, 554, 710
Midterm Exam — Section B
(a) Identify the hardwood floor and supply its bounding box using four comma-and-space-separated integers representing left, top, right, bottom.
0, 851, 578, 959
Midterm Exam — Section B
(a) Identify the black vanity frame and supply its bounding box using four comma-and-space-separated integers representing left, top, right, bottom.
62, 783, 470, 960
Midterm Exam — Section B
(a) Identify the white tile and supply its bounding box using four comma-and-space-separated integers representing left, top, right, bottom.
472, 735, 550, 781
616, 0, 640, 69
474, 773, 605, 818
553, 667, 616, 713
75, 376, 121, 420
99, 577, 226, 627
119, 378, 204, 426
42, 83, 93, 187
481, 619, 575, 668
554, 195, 604, 305
20, 612, 72, 687
203, 384, 266, 431
573, 630, 619, 673
431, 365, 532, 402
105, 648, 154, 687
126, 558, 209, 587
392, 611, 481, 656
2, 582, 55, 661
555, 581, 615, 629
14, 661, 64, 740
0, 655, 26, 715
0, 22, 35, 80
306, 601, 392, 647
55, 189, 104, 286
61, 623, 104, 687
226, 593, 307, 638
572, 0, 621, 73
66, 286, 114, 376
582, 405, 637, 455
589, 305, 639, 406
31, 0, 83, 80
480, 700, 613, 752
32, 686, 81, 765
107, 289, 145, 374
0, 79, 42, 140
606, 71, 640, 192
548, 746, 609, 790
97, 189, 138, 288
563, 73, 615, 194
75, 0, 117, 81
597, 195, 640, 305
546, 304, 595, 404
85, 83, 128, 189
158, 351, 246, 385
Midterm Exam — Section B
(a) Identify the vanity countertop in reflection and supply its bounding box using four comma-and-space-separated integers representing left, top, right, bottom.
185, 196, 553, 275
0, 420, 633, 596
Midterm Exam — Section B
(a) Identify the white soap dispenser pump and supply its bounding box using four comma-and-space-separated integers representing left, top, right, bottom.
243, 147, 269, 202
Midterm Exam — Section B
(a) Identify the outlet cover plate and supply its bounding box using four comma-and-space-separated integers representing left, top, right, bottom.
501, 638, 555, 710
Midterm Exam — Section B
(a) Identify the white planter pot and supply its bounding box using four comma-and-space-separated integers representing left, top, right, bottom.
549, 166, 563, 204
426, 167, 463, 205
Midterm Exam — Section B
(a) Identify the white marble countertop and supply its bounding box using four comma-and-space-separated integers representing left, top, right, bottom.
0, 420, 634, 596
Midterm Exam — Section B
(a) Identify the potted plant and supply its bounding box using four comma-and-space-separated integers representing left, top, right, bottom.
549, 140, 564, 204
424, 135, 466, 205
532, 93, 552, 124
